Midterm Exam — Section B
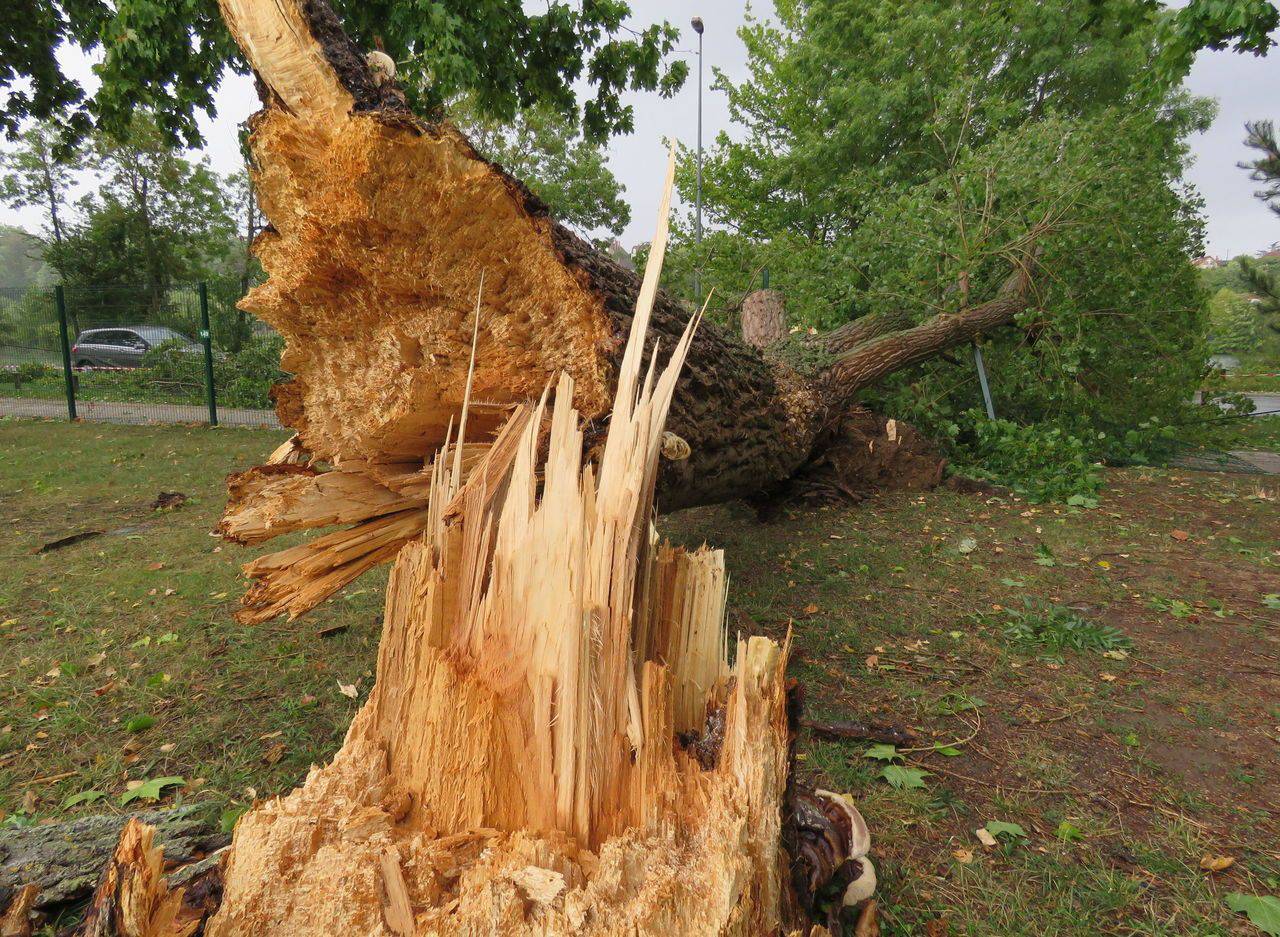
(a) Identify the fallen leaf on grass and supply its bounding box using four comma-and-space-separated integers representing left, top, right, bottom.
975, 828, 998, 848
124, 715, 156, 733
1056, 821, 1084, 842
881, 765, 929, 790
1170, 530, 1189, 542
1099, 673, 1117, 682
952, 848, 974, 864
957, 537, 978, 554
863, 744, 901, 762
63, 789, 106, 808
337, 681, 359, 699
984, 821, 1027, 842
865, 655, 879, 670
262, 742, 286, 765
803, 603, 819, 615
1201, 855, 1235, 872
120, 776, 184, 806
1225, 893, 1280, 935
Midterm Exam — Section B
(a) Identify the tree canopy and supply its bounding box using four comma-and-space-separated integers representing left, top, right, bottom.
659, 0, 1252, 474
0, 0, 689, 147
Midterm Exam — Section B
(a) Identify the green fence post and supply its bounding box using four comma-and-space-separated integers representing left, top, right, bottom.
54, 285, 76, 421
198, 282, 218, 426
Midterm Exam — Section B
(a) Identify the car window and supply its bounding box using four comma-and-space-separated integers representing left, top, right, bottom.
137, 326, 191, 345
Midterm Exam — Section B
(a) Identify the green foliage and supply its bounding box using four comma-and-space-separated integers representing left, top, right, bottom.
1207, 288, 1260, 352
1151, 1, 1280, 85
9, 362, 50, 391
119, 775, 184, 806
881, 765, 930, 790
0, 124, 86, 279
665, 1, 1223, 488
950, 413, 1104, 503
0, 0, 686, 146
1001, 599, 1131, 659
143, 333, 286, 409
1242, 119, 1280, 216
1238, 256, 1280, 336
1226, 893, 1280, 936
450, 97, 630, 235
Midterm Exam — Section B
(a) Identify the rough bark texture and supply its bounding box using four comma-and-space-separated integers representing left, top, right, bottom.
0, 806, 225, 915
741, 289, 789, 348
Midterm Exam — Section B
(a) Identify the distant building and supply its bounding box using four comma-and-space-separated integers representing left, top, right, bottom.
605, 239, 635, 271
1192, 255, 1226, 269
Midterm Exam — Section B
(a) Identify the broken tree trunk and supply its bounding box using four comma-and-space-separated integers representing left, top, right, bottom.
215, 0, 1037, 518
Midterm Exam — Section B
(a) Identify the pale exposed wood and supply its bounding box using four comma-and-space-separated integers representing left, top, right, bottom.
109, 5, 881, 934
218, 465, 421, 545
76, 820, 200, 937
0, 884, 37, 937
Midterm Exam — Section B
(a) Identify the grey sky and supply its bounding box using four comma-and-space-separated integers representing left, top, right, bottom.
2, 5, 1277, 259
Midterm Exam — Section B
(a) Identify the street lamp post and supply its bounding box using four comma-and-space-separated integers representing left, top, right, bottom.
691, 15, 704, 301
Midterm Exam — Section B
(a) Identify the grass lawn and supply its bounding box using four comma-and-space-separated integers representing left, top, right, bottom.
2, 418, 1278, 934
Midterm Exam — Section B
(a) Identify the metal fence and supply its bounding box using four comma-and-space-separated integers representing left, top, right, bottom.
0, 281, 282, 428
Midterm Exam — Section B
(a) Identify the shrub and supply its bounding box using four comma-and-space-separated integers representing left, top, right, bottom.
950, 411, 1103, 504
141, 333, 286, 408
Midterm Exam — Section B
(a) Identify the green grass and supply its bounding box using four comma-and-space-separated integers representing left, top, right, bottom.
0, 419, 381, 832
2, 419, 1278, 935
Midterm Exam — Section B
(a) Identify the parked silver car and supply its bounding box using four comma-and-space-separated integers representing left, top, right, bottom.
71, 326, 201, 368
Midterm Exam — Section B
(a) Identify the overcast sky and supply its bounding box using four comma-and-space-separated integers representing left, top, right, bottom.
2, 4, 1277, 259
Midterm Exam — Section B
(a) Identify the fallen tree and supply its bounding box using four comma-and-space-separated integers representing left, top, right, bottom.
35, 84, 876, 931
207, 0, 1037, 622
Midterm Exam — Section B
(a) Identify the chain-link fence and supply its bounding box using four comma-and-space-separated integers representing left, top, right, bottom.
0, 281, 283, 428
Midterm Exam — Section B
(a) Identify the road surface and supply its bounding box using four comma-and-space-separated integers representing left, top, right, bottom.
0, 396, 280, 429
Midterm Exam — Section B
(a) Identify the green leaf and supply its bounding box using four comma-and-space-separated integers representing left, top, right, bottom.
220, 805, 249, 833
881, 765, 929, 790
863, 743, 902, 762
984, 820, 1027, 841
62, 789, 106, 808
120, 776, 184, 806
1034, 545, 1057, 567
1226, 893, 1280, 935
999, 577, 1027, 588
1055, 820, 1084, 842
1263, 594, 1280, 610
932, 745, 963, 757
124, 715, 156, 733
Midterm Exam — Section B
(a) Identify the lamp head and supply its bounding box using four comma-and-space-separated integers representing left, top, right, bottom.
691, 16, 704, 35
